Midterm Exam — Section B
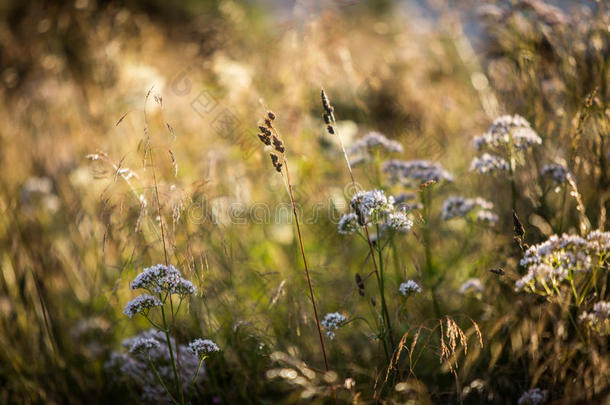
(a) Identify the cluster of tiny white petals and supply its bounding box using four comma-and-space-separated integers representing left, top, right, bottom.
350, 190, 394, 224
476, 210, 499, 224
516, 232, 610, 294
517, 387, 548, 405
130, 264, 197, 297
348, 131, 403, 163
385, 209, 413, 233
579, 301, 610, 329
129, 337, 161, 355
106, 329, 204, 402
460, 278, 484, 294
470, 153, 509, 174
321, 312, 346, 340
442, 196, 497, 224
123, 294, 162, 318
475, 115, 541, 151
399, 280, 422, 295
383, 159, 454, 185
188, 338, 220, 359
541, 163, 569, 183
338, 213, 360, 234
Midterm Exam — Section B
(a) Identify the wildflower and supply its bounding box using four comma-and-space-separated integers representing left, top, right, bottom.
541, 163, 568, 183
350, 189, 394, 224
460, 278, 484, 294
321, 312, 346, 340
123, 294, 162, 318
470, 153, 509, 174
129, 337, 161, 355
442, 196, 496, 223
348, 131, 403, 161
384, 209, 413, 233
130, 264, 197, 297
579, 301, 610, 328
474, 114, 541, 151
383, 159, 453, 185
517, 387, 548, 405
399, 280, 422, 295
338, 213, 360, 234
188, 338, 220, 359
515, 231, 610, 294
476, 210, 499, 224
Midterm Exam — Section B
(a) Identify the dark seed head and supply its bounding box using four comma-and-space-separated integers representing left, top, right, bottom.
267, 111, 276, 120
264, 118, 273, 128
326, 125, 335, 135
272, 136, 285, 153
258, 126, 271, 136
513, 211, 525, 238
355, 273, 365, 296
323, 114, 331, 124
258, 133, 271, 145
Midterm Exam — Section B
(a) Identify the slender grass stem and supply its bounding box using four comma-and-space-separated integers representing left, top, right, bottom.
148, 357, 180, 405
281, 158, 330, 372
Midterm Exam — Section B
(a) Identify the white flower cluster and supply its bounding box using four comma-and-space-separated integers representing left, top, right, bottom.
383, 159, 454, 185
579, 301, 610, 329
129, 337, 161, 355
321, 312, 346, 340
348, 131, 403, 165
131, 264, 197, 297
123, 294, 162, 318
517, 387, 548, 405
515, 232, 610, 294
188, 338, 220, 359
474, 114, 541, 151
541, 163, 569, 183
105, 329, 204, 402
441, 196, 496, 224
399, 280, 422, 295
460, 278, 484, 294
339, 190, 413, 236
470, 153, 509, 174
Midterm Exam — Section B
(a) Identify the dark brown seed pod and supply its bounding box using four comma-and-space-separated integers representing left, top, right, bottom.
513, 211, 524, 238
259, 126, 271, 136
355, 273, 365, 296
258, 133, 271, 145
272, 136, 285, 153
490, 268, 505, 276
326, 125, 335, 135
323, 114, 331, 124
321, 89, 331, 113
267, 111, 276, 120
264, 118, 273, 129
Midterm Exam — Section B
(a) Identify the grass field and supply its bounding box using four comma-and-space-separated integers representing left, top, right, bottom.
0, 0, 608, 403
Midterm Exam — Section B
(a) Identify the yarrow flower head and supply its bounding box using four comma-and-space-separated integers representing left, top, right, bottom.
338, 213, 360, 234
383, 159, 454, 186
460, 278, 484, 294
188, 338, 220, 359
350, 189, 394, 225
130, 264, 197, 297
321, 312, 346, 340
399, 280, 422, 295
470, 153, 509, 174
541, 163, 569, 183
442, 196, 497, 224
384, 209, 413, 233
348, 131, 403, 165
515, 231, 610, 295
123, 294, 162, 318
474, 114, 541, 151
129, 337, 161, 355
517, 387, 548, 405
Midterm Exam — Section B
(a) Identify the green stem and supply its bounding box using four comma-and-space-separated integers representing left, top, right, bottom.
148, 357, 180, 405
189, 357, 206, 391
375, 224, 395, 353
160, 304, 182, 404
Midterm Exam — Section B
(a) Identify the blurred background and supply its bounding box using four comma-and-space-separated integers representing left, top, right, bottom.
0, 0, 608, 403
